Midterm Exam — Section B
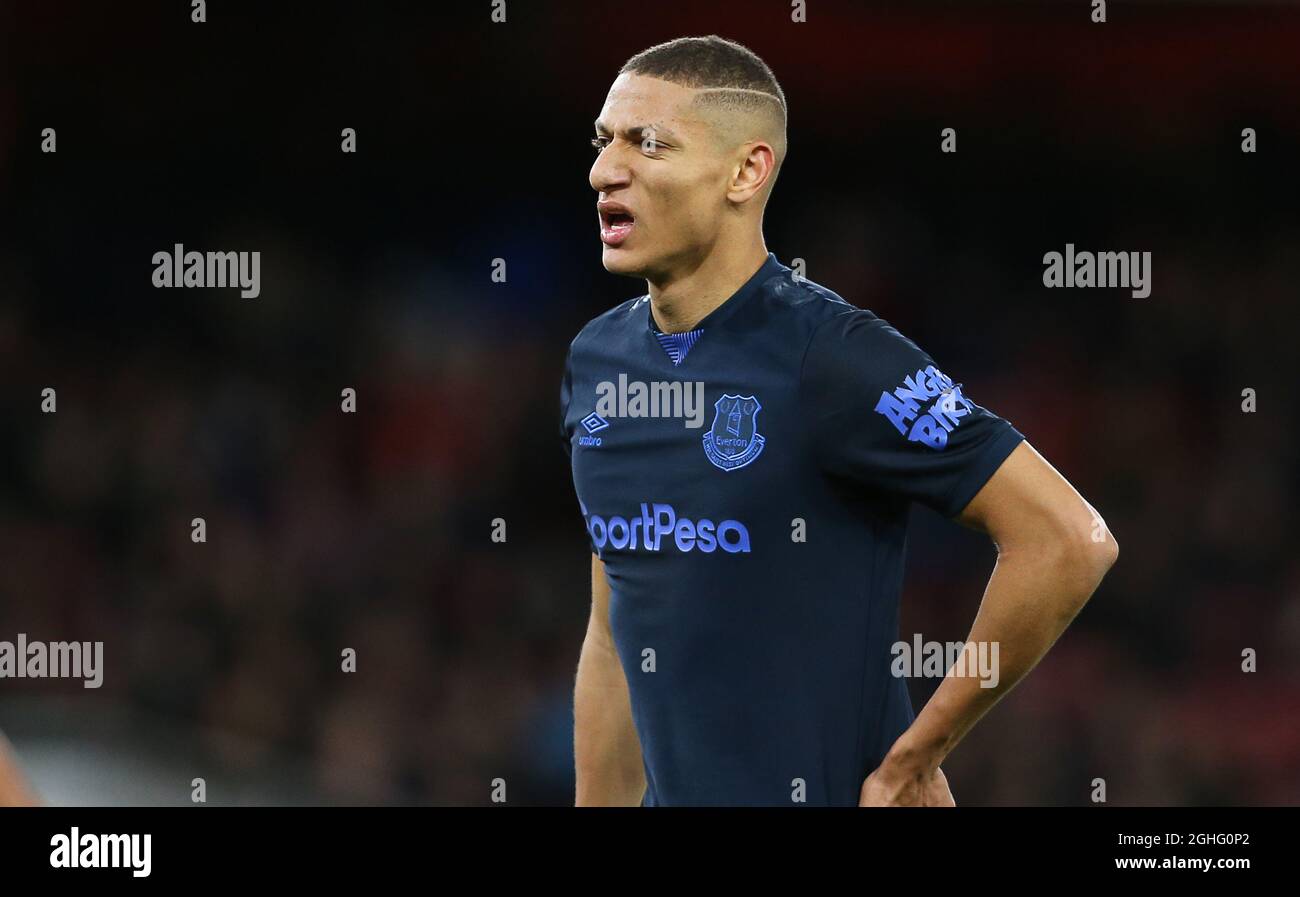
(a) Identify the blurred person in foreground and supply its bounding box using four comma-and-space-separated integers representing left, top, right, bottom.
0, 732, 39, 806
561, 35, 1118, 806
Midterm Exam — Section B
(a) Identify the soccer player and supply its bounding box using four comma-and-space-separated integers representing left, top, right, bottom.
0, 730, 39, 806
561, 36, 1117, 807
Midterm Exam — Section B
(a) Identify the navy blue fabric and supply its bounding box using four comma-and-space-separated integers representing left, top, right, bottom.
560, 253, 1024, 806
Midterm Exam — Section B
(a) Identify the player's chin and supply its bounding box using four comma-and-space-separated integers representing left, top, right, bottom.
600, 245, 648, 276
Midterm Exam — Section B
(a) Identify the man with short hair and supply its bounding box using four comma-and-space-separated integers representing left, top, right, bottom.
562, 35, 1117, 807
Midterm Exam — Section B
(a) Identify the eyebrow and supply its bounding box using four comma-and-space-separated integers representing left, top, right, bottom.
593, 120, 681, 144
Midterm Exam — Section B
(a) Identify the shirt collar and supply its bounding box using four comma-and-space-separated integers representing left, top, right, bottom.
645, 252, 786, 336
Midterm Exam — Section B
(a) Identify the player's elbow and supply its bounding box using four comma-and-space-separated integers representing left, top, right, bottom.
1078, 507, 1119, 576
1046, 510, 1118, 609
1094, 523, 1119, 573
998, 503, 1117, 612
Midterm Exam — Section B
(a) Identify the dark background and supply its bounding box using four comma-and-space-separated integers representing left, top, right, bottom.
1, 0, 1297, 805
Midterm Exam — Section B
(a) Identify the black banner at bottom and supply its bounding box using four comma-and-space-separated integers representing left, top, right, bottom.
0, 806, 1285, 883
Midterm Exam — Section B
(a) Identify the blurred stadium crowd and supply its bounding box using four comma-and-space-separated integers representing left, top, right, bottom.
1, 3, 1297, 804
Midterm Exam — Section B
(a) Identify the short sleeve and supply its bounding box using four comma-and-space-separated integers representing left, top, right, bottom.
800, 310, 1024, 518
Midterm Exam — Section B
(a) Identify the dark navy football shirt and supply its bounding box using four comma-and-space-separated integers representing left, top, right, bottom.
560, 252, 1024, 806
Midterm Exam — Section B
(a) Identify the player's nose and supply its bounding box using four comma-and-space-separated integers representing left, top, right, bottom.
589, 145, 631, 194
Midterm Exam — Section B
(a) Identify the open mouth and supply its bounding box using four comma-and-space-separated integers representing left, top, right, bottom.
599, 208, 636, 246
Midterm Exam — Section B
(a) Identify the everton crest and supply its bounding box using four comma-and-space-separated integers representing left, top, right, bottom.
702, 394, 765, 471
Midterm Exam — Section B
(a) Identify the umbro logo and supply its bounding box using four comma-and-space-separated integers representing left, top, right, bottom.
578, 412, 608, 447
581, 412, 609, 434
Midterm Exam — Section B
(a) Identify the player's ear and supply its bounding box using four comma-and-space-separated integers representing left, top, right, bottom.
726, 141, 777, 204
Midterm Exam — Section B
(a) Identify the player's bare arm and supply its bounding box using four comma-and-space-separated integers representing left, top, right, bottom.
860, 441, 1118, 806
574, 554, 646, 806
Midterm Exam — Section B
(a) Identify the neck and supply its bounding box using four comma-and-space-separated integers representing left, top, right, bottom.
646, 235, 769, 334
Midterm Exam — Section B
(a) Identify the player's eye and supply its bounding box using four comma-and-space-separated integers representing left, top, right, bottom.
591, 136, 610, 153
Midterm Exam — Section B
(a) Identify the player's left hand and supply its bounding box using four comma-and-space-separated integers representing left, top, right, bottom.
858, 760, 955, 807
